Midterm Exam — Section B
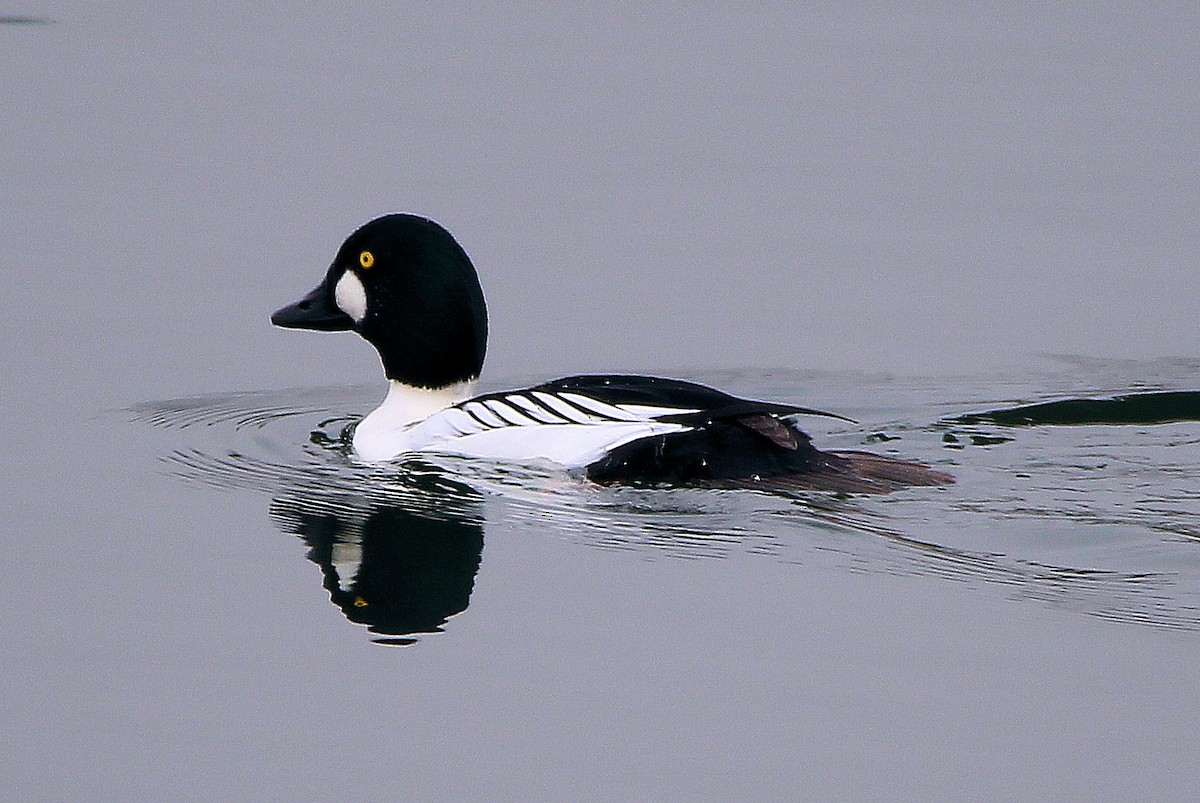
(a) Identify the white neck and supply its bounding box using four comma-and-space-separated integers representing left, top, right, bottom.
353, 379, 476, 459
365, 379, 476, 428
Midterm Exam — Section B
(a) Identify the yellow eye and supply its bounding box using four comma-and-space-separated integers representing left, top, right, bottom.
359, 250, 375, 269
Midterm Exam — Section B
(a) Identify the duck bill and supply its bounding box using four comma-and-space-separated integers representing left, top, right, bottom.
271, 280, 355, 331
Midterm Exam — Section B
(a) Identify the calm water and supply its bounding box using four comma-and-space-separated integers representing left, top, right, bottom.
132, 363, 1200, 637
4, 6, 1200, 801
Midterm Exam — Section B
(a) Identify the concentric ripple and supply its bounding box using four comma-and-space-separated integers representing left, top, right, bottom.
133, 366, 1200, 635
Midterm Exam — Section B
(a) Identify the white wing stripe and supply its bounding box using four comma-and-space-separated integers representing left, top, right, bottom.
531, 391, 596, 424
462, 401, 507, 428
559, 392, 641, 421
484, 399, 539, 426
441, 408, 488, 436
459, 408, 494, 430
505, 394, 568, 424
616, 403, 701, 419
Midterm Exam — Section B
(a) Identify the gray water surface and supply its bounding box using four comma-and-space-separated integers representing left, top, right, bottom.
4, 5, 1200, 801
135, 364, 1200, 633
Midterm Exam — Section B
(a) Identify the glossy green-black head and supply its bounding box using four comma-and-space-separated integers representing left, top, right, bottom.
271, 214, 488, 388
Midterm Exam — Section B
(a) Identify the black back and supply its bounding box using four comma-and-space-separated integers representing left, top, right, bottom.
495, 374, 851, 423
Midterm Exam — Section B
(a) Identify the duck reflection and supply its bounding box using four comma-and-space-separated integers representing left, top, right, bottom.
267, 472, 484, 646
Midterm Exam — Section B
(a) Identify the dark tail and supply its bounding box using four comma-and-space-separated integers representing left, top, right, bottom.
827, 450, 954, 491
712, 451, 954, 495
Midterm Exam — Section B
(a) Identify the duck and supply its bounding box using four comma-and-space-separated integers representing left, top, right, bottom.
271, 214, 952, 492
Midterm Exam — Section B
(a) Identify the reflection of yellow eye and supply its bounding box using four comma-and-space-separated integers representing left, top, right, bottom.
359, 250, 375, 269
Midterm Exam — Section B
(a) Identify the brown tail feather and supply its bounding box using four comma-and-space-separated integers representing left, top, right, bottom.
706, 451, 954, 495
829, 450, 955, 488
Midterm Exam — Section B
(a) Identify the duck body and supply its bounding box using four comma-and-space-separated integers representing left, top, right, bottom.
272, 214, 952, 491
350, 373, 848, 480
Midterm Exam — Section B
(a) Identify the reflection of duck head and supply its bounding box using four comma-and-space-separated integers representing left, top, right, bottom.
269, 480, 484, 646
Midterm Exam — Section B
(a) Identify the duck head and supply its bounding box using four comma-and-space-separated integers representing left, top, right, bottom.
272, 214, 488, 388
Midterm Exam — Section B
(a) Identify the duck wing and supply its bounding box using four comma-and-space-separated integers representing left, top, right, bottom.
514, 375, 853, 426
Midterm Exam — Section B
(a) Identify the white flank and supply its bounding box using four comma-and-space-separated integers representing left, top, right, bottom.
409, 419, 689, 468
351, 384, 696, 467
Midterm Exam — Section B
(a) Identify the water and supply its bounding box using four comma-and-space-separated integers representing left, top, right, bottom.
5, 5, 1200, 800
130, 364, 1200, 639
69, 363, 1200, 799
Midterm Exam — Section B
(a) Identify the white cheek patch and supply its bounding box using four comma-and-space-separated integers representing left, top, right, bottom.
334, 271, 368, 322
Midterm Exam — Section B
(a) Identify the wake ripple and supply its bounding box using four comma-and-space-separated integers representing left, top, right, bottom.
132, 377, 1200, 633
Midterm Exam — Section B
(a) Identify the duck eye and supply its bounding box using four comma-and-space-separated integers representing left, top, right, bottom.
359, 250, 375, 269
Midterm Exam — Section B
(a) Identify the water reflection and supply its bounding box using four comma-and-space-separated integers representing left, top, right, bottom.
131, 371, 1200, 636
268, 485, 484, 646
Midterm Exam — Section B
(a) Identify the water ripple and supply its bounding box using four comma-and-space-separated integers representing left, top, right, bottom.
131, 367, 1200, 637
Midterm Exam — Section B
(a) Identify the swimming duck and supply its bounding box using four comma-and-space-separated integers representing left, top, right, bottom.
271, 214, 952, 491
